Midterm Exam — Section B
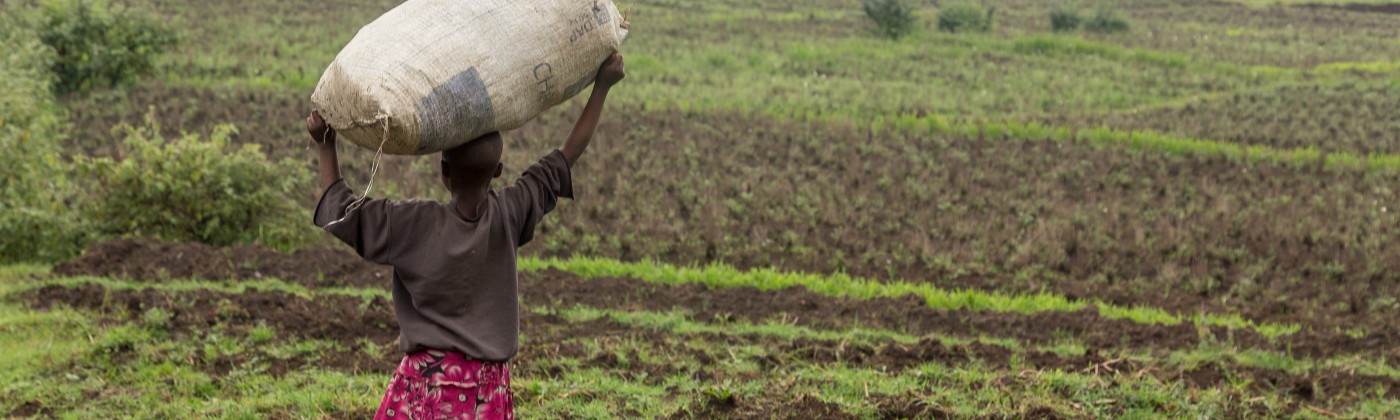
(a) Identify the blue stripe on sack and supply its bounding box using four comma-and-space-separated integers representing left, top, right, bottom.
418, 67, 494, 153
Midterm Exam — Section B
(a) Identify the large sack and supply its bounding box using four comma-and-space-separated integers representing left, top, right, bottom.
311, 0, 629, 155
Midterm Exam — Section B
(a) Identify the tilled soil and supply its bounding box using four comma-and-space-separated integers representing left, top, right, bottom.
53, 237, 391, 288
666, 393, 859, 420
22, 284, 399, 374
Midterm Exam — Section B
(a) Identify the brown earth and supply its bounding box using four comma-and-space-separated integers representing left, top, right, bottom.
7, 402, 52, 419
666, 393, 858, 420
53, 237, 391, 289
63, 85, 308, 161
869, 394, 954, 419
21, 284, 399, 375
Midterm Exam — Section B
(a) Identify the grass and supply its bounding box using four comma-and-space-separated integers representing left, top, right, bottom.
546, 305, 923, 345
24, 274, 388, 300
6, 267, 1398, 417
0, 302, 91, 387
519, 256, 1301, 338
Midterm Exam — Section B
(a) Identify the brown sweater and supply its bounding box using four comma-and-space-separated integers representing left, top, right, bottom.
313, 150, 573, 361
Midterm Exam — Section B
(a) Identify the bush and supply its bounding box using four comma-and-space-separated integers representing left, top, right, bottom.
1049, 4, 1082, 32
1083, 6, 1131, 33
76, 112, 314, 250
938, 2, 996, 33
0, 8, 87, 263
863, 0, 916, 40
36, 0, 177, 93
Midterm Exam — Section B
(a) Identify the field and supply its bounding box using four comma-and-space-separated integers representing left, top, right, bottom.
5, 0, 1400, 418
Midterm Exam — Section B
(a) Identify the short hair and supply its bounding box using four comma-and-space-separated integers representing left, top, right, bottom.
441, 132, 503, 176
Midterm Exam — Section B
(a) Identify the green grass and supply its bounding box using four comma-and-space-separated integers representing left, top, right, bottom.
9, 274, 388, 300
0, 302, 91, 387
546, 305, 922, 345
519, 256, 1301, 338
6, 256, 1300, 338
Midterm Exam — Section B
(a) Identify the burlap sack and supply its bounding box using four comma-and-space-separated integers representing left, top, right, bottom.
311, 0, 629, 155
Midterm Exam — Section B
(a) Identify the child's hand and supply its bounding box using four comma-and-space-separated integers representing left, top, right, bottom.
306, 111, 337, 145
595, 53, 625, 89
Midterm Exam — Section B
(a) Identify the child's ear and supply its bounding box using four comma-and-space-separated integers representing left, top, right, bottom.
493, 162, 504, 178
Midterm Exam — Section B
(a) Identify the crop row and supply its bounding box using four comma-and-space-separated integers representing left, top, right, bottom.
506, 106, 1400, 334
1045, 79, 1400, 155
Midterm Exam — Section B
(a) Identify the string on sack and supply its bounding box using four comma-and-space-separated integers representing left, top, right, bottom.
344, 114, 390, 215
323, 114, 390, 229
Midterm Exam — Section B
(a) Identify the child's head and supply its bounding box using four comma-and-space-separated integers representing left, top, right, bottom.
440, 132, 504, 191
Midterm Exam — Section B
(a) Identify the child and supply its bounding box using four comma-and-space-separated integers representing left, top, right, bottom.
306, 53, 625, 420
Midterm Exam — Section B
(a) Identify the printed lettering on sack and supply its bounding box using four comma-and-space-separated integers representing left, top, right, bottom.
533, 62, 554, 97
594, 5, 611, 26
568, 6, 608, 43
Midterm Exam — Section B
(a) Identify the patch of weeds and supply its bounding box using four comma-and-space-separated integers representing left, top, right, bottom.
248, 322, 276, 343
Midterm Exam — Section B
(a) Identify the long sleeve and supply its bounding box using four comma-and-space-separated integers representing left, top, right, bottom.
499, 150, 574, 246
313, 179, 407, 265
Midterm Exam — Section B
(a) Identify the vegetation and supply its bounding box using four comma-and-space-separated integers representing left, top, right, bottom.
1048, 3, 1082, 32
937, 2, 996, 33
1082, 5, 1131, 33
520, 256, 1302, 336
76, 113, 312, 250
0, 9, 84, 263
34, 0, 177, 93
1043, 80, 1400, 155
862, 0, 916, 40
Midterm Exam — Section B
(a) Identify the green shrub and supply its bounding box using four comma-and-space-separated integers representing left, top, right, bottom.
937, 2, 995, 33
0, 8, 87, 263
862, 0, 916, 40
36, 0, 177, 93
1083, 6, 1131, 33
1049, 4, 1082, 32
76, 112, 314, 250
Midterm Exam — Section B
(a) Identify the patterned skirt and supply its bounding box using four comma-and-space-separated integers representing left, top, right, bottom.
373, 349, 514, 420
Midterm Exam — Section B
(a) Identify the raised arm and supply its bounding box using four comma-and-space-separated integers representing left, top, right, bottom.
306, 111, 342, 192
559, 53, 625, 167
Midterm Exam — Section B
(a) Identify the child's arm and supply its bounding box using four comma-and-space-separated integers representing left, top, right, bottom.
497, 54, 624, 246
305, 111, 409, 265
306, 111, 342, 191
559, 53, 625, 168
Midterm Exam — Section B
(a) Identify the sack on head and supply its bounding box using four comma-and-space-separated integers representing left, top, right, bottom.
311, 0, 629, 155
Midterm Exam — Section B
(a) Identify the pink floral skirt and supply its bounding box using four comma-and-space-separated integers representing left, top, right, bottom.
373, 349, 514, 420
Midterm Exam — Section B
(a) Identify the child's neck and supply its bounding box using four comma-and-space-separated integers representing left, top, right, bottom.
450, 184, 491, 220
